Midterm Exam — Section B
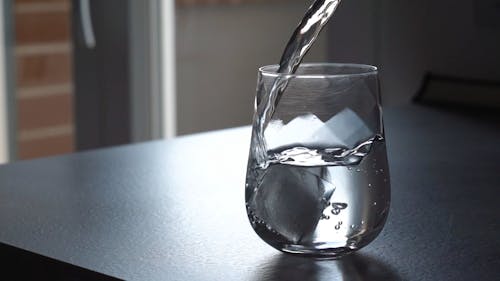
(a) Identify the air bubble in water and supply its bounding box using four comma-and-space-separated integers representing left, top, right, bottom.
332, 202, 348, 209
330, 202, 347, 215
335, 224, 340, 230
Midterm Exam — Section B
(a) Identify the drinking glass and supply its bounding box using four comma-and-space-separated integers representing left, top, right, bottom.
245, 63, 390, 258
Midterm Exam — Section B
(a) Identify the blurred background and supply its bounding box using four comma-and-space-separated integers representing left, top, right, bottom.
0, 0, 498, 163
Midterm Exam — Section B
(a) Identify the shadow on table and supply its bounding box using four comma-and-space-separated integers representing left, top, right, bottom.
0, 242, 119, 281
253, 252, 401, 281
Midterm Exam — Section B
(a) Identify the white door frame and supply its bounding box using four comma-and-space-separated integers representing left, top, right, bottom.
159, 0, 176, 139
129, 0, 176, 141
0, 1, 12, 164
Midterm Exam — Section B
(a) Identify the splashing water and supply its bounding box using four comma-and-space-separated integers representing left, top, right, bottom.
253, 0, 343, 164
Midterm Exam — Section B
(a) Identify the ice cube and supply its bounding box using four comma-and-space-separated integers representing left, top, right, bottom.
264, 114, 344, 151
264, 108, 373, 151
252, 165, 333, 243
319, 108, 374, 148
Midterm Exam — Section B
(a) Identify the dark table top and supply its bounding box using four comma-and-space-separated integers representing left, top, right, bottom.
0, 105, 499, 281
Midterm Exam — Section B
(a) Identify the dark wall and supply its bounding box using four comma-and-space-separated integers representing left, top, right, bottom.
327, 0, 500, 105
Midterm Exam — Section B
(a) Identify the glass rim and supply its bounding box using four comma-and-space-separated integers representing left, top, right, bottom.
259, 63, 378, 79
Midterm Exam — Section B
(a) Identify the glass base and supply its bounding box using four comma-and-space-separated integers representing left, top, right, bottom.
280, 243, 358, 259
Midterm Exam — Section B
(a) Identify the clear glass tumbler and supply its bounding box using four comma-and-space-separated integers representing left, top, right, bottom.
245, 63, 390, 258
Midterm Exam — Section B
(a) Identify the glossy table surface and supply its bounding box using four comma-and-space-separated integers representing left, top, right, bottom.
0, 105, 499, 280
